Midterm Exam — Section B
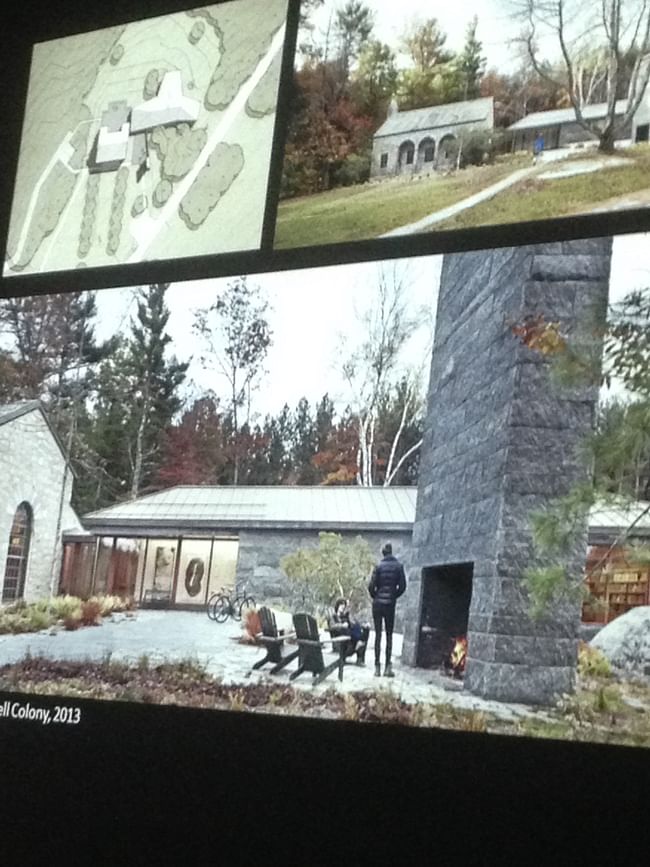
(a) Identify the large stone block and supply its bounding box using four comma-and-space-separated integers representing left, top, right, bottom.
464, 658, 576, 704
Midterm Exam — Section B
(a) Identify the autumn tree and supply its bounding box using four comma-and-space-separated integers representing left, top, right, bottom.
193, 278, 272, 484
157, 394, 229, 487
312, 406, 359, 485
511, 0, 650, 152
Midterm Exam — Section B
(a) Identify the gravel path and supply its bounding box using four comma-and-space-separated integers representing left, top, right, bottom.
0, 611, 543, 721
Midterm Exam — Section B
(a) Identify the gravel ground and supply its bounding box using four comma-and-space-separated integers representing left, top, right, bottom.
0, 611, 548, 721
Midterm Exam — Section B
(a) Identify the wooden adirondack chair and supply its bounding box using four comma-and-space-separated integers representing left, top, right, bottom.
252, 606, 299, 674
289, 613, 350, 685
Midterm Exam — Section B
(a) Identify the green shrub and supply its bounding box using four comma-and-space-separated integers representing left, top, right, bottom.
578, 642, 612, 679
333, 153, 371, 187
281, 532, 375, 615
26, 609, 54, 631
50, 595, 83, 619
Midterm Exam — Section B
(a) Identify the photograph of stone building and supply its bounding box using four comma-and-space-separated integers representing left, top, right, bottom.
0, 401, 82, 603
275, 1, 650, 251
62, 486, 414, 619
1, 237, 650, 748
370, 97, 494, 178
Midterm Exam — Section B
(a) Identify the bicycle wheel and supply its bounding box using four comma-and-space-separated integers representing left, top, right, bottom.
213, 595, 231, 624
236, 595, 256, 621
206, 593, 220, 620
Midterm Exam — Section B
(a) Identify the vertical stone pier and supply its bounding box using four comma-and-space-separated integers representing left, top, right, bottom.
401, 239, 612, 703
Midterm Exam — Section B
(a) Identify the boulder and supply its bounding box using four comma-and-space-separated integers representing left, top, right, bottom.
590, 606, 650, 676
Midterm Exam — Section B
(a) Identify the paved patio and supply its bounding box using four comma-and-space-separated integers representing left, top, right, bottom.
0, 610, 542, 721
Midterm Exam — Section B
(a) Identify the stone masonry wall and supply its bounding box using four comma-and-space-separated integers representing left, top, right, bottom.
401, 239, 611, 703
0, 410, 81, 602
237, 528, 412, 630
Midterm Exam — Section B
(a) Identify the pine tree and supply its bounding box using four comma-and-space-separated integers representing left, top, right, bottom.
83, 285, 188, 506
126, 284, 188, 499
458, 16, 486, 100
334, 0, 375, 82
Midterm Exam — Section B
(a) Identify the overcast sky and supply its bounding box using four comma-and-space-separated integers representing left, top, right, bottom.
93, 255, 440, 421
87, 232, 650, 421
304, 0, 533, 74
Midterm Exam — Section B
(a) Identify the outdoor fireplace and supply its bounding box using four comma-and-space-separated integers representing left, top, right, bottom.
400, 239, 612, 704
417, 563, 473, 673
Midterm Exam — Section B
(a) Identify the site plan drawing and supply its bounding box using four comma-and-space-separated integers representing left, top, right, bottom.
3, 0, 289, 277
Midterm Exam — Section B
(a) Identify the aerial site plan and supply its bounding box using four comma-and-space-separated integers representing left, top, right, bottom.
3, 0, 289, 277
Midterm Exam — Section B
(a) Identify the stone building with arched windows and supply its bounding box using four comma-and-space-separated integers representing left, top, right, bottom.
371, 96, 494, 179
0, 401, 82, 603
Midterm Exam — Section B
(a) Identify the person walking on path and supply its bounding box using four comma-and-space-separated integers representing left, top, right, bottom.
367, 543, 406, 678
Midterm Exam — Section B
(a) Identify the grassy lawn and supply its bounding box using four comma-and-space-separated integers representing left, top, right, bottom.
274, 155, 529, 248
432, 145, 650, 232
2, 652, 648, 747
274, 145, 650, 248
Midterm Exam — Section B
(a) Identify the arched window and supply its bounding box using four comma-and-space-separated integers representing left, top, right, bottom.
2, 503, 32, 603
419, 137, 435, 164
398, 140, 415, 169
438, 134, 458, 162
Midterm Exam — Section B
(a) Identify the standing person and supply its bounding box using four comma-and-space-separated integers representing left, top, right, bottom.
533, 132, 545, 164
367, 543, 406, 678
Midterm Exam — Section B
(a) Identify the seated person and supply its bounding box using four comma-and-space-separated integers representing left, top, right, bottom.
327, 597, 370, 666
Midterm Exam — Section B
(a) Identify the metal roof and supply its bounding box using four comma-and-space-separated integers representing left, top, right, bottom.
508, 99, 629, 131
0, 400, 42, 426
82, 485, 418, 533
589, 500, 650, 539
375, 97, 493, 139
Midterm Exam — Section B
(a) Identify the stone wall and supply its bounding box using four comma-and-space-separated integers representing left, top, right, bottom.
371, 117, 492, 178
0, 410, 81, 601
236, 528, 412, 630
401, 239, 611, 704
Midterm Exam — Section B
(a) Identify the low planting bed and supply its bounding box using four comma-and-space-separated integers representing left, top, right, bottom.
0, 595, 135, 635
1, 644, 648, 747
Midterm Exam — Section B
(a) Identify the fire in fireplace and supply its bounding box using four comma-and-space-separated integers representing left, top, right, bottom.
448, 636, 468, 678
417, 562, 473, 672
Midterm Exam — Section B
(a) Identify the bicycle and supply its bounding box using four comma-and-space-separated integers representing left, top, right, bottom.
206, 583, 255, 623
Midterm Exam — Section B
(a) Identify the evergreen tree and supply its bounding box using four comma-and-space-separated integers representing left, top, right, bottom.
397, 18, 461, 110
126, 284, 188, 499
291, 397, 317, 483
458, 16, 486, 100
0, 291, 117, 514
83, 285, 188, 506
351, 40, 399, 121
334, 0, 375, 82
0, 292, 116, 430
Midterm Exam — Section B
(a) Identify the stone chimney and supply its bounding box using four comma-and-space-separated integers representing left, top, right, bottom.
401, 238, 613, 704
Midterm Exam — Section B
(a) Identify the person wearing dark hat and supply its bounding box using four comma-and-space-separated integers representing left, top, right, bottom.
367, 542, 406, 677
327, 597, 370, 665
